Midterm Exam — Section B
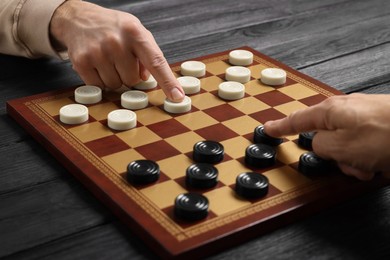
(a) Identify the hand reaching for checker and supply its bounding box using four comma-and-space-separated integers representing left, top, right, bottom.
264, 93, 390, 181
50, 0, 184, 102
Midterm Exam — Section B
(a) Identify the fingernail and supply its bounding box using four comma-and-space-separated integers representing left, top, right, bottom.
170, 88, 184, 101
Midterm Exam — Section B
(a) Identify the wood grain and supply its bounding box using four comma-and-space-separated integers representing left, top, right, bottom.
1, 0, 390, 259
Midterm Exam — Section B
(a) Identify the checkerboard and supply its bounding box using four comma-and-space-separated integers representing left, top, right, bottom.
7, 47, 389, 259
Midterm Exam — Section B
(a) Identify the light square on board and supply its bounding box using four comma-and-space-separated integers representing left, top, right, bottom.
276, 141, 307, 165
206, 60, 231, 75
248, 64, 268, 79
102, 149, 145, 174
68, 121, 113, 143
39, 97, 74, 116
191, 92, 226, 110
158, 154, 193, 180
216, 159, 252, 186
229, 97, 271, 115
140, 180, 187, 209
147, 88, 166, 106
245, 80, 275, 96
220, 136, 252, 160
200, 76, 224, 92
136, 106, 172, 125
165, 131, 204, 154
204, 186, 251, 216
116, 126, 162, 148
274, 100, 308, 116
285, 134, 300, 141
278, 83, 319, 100
222, 115, 260, 136
88, 102, 120, 121
263, 166, 311, 192
175, 110, 219, 131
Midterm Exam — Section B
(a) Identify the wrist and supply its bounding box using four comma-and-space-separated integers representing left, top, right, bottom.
49, 0, 81, 51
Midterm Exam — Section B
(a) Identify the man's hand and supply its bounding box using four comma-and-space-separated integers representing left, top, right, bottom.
50, 0, 184, 102
264, 94, 390, 180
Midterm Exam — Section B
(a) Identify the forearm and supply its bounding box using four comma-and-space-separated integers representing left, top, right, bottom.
0, 0, 70, 59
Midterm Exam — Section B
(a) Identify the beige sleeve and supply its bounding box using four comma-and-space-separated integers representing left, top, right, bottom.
0, 0, 68, 59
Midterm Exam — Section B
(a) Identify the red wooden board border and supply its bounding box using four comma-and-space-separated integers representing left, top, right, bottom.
6, 47, 390, 259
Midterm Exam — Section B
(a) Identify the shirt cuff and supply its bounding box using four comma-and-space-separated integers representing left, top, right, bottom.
18, 0, 68, 59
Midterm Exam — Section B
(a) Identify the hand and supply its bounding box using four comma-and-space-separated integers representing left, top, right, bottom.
264, 93, 390, 180
49, 0, 184, 102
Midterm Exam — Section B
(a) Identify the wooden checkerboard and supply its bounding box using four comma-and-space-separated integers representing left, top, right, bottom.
7, 47, 389, 259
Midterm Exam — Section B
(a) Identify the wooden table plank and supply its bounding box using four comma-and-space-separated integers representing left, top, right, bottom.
301, 43, 390, 93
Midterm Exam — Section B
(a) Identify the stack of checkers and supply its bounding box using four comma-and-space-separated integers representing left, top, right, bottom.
56, 48, 331, 223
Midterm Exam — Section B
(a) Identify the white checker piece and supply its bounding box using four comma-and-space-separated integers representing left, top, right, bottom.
74, 85, 102, 104
180, 61, 206, 77
107, 109, 137, 131
218, 81, 245, 100
134, 75, 158, 90
177, 76, 201, 94
225, 66, 251, 83
260, 68, 287, 86
59, 104, 89, 124
229, 50, 253, 66
164, 96, 192, 114
121, 90, 149, 110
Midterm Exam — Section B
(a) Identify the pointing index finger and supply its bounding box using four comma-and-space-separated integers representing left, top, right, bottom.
264, 100, 333, 137
133, 30, 185, 102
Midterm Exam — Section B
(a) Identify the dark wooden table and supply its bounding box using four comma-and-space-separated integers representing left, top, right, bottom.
1, 0, 390, 259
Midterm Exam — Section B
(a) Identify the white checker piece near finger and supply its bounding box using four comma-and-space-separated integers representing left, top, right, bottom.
134, 75, 158, 90
74, 85, 102, 104
260, 68, 287, 86
218, 81, 245, 100
59, 104, 89, 125
121, 90, 149, 110
225, 66, 251, 84
107, 109, 137, 131
177, 76, 201, 94
180, 61, 206, 77
229, 49, 253, 66
164, 96, 192, 114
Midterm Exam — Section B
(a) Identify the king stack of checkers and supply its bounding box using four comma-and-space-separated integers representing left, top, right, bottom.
56, 48, 332, 223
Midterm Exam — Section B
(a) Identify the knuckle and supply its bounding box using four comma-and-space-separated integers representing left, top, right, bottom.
122, 16, 144, 38
321, 96, 343, 128
101, 34, 121, 53
71, 46, 101, 71
149, 52, 168, 71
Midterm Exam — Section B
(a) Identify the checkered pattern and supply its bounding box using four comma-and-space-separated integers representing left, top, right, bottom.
13, 47, 380, 258
37, 50, 331, 225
